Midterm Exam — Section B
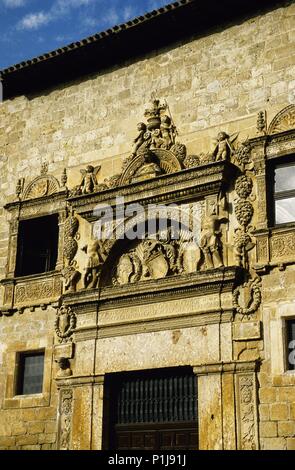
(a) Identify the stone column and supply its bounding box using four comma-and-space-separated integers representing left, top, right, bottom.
193, 361, 258, 450
91, 376, 104, 450
56, 375, 105, 450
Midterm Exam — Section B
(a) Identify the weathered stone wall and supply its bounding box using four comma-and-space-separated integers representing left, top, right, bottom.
0, 306, 57, 450
0, 1, 295, 450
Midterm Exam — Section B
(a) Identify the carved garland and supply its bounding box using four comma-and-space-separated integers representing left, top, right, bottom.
232, 141, 262, 317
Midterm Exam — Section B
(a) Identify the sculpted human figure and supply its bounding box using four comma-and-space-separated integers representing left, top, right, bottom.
80, 165, 100, 194
160, 115, 175, 149
82, 240, 106, 289
213, 131, 238, 161
199, 216, 224, 269
132, 122, 147, 156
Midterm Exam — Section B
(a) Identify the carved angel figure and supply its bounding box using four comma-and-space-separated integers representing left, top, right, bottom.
213, 131, 238, 161
80, 165, 101, 194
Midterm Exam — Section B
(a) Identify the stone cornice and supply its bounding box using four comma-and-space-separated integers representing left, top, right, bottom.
68, 161, 236, 220
193, 360, 259, 375
4, 190, 67, 214
62, 266, 241, 311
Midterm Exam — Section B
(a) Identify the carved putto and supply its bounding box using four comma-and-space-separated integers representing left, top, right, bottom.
71, 165, 101, 195
213, 131, 238, 161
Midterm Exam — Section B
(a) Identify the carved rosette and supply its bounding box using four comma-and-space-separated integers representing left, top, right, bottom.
58, 388, 73, 450
55, 305, 76, 343
236, 374, 258, 450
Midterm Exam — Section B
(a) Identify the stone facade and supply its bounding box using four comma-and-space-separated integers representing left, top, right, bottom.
0, 0, 295, 450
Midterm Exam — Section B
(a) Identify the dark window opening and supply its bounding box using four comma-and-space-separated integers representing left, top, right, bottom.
286, 319, 295, 371
268, 157, 295, 226
15, 215, 59, 276
16, 351, 45, 395
103, 366, 198, 450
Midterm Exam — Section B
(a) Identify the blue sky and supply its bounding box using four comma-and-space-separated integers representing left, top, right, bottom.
0, 0, 170, 70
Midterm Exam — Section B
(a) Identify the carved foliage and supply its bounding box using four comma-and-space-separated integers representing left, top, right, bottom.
55, 305, 76, 343
59, 388, 73, 450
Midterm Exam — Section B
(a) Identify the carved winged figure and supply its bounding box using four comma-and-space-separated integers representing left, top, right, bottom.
80, 165, 101, 194
213, 131, 239, 161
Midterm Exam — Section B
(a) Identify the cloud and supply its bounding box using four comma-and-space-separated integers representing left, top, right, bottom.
16, 0, 97, 31
17, 12, 51, 30
2, 0, 26, 7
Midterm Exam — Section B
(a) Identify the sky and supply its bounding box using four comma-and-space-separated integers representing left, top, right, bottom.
0, 0, 170, 70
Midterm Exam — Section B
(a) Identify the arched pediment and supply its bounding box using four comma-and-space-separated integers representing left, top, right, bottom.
118, 148, 183, 186
23, 174, 60, 200
268, 104, 295, 135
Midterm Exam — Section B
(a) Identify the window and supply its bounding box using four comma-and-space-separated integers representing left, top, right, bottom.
16, 351, 45, 395
15, 214, 59, 276
272, 158, 295, 225
286, 319, 295, 371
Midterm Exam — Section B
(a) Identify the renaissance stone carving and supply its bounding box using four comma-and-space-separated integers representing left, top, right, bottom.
233, 141, 256, 270
112, 228, 197, 286
63, 213, 81, 293
271, 232, 295, 259
59, 388, 73, 450
199, 216, 224, 269
233, 272, 262, 319
23, 174, 60, 199
55, 357, 72, 377
71, 165, 101, 196
14, 277, 62, 304
257, 110, 266, 134
82, 239, 108, 289
213, 131, 238, 161
268, 104, 295, 134
55, 305, 76, 343
233, 140, 253, 171
236, 375, 258, 450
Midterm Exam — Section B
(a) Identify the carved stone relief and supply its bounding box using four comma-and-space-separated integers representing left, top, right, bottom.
268, 104, 295, 134
58, 388, 73, 450
271, 232, 295, 260
55, 305, 76, 343
20, 163, 62, 200
14, 276, 62, 305
236, 374, 258, 450
63, 212, 81, 293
